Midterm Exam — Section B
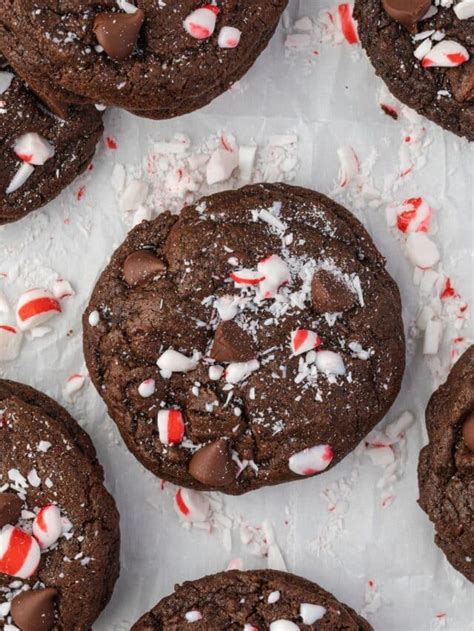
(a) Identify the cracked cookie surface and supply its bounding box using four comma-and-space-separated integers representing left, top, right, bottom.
131, 569, 373, 630
0, 379, 120, 629
83, 183, 405, 495
418, 346, 474, 582
354, 0, 474, 141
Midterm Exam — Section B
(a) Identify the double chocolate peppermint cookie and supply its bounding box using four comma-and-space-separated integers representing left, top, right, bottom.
354, 0, 474, 141
0, 380, 120, 629
131, 569, 373, 630
418, 346, 474, 582
0, 1, 288, 119
83, 184, 405, 494
0, 59, 103, 224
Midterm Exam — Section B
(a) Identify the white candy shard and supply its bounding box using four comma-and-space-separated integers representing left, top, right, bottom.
120, 179, 148, 212
13, 133, 55, 165
63, 374, 85, 400
406, 233, 440, 269
33, 505, 63, 549
174, 488, 210, 523
423, 319, 443, 355
454, 0, 474, 20
215, 295, 240, 321
16, 288, 61, 331
209, 364, 224, 381
52, 278, 75, 300
0, 290, 9, 314
0, 71, 14, 94
157, 349, 198, 373
238, 145, 257, 184
267, 591, 281, 604
315, 350, 346, 376
206, 146, 239, 185
185, 610, 203, 622
0, 325, 22, 362
269, 621, 299, 631
225, 359, 260, 384
257, 255, 290, 298
88, 310, 100, 326
289, 444, 333, 476
6, 162, 34, 194
218, 26, 241, 48
300, 603, 327, 624
422, 40, 469, 68
337, 145, 360, 187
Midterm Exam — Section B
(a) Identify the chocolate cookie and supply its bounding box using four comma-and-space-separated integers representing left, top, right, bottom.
0, 379, 120, 629
131, 569, 373, 630
83, 183, 405, 495
0, 58, 103, 224
0, 1, 288, 119
418, 346, 474, 582
354, 0, 474, 141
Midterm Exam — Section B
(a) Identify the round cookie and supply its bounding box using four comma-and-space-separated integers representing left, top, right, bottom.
131, 569, 373, 629
354, 0, 474, 141
0, 58, 103, 224
418, 346, 474, 582
83, 183, 405, 495
0, 1, 288, 119
0, 379, 120, 629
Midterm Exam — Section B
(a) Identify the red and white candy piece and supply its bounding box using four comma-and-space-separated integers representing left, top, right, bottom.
335, 3, 359, 45
16, 288, 61, 331
269, 621, 299, 631
422, 40, 469, 68
225, 359, 260, 384
0, 324, 22, 362
230, 269, 265, 286
257, 255, 290, 298
157, 409, 185, 445
288, 444, 333, 476
138, 378, 156, 398
52, 278, 75, 300
406, 233, 440, 269
218, 26, 241, 48
33, 505, 62, 549
0, 525, 41, 578
300, 603, 327, 624
290, 329, 321, 356
315, 350, 346, 376
244, 626, 260, 631
5, 162, 34, 195
395, 197, 432, 233
184, 4, 219, 40
157, 349, 198, 373
13, 133, 55, 165
174, 487, 210, 523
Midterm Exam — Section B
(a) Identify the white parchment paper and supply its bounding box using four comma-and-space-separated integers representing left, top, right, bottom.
1, 1, 473, 629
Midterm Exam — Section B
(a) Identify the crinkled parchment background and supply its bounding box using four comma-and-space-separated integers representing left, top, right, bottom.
1, 1, 473, 629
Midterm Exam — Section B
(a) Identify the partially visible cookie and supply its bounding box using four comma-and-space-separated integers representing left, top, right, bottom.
418, 346, 474, 582
131, 569, 373, 630
0, 58, 103, 224
0, 1, 288, 119
354, 0, 474, 141
83, 183, 405, 495
0, 379, 120, 629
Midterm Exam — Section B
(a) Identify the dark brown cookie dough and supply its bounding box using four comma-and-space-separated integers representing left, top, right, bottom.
0, 58, 103, 224
418, 346, 474, 583
131, 569, 373, 630
354, 0, 474, 141
0, 1, 288, 119
83, 183, 405, 495
0, 379, 120, 629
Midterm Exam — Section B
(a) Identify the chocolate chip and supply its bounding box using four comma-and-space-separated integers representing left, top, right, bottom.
311, 270, 356, 314
449, 60, 474, 103
210, 321, 255, 363
123, 250, 166, 286
382, 0, 432, 28
188, 439, 235, 487
11, 588, 58, 631
462, 412, 474, 452
93, 10, 145, 61
0, 492, 23, 528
